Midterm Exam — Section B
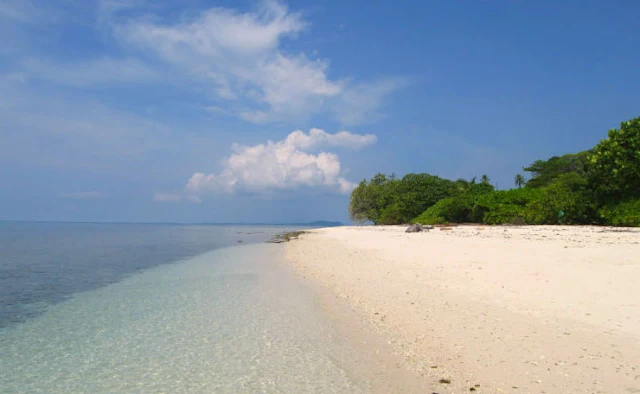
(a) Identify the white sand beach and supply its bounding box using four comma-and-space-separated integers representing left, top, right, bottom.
285, 225, 640, 393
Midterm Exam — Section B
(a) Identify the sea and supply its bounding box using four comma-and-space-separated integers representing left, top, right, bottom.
0, 221, 374, 393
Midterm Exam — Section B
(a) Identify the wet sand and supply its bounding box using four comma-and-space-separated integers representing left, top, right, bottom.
285, 225, 640, 393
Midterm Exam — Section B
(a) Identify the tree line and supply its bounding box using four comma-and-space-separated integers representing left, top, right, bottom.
349, 116, 640, 226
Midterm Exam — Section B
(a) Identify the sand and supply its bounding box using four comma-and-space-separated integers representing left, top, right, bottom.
285, 225, 640, 393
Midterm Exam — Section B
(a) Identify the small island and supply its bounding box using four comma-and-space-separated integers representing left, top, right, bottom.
349, 116, 640, 227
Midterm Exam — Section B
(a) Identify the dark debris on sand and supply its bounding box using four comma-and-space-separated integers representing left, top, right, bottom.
266, 231, 309, 243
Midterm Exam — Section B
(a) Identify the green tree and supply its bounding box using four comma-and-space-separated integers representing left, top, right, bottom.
378, 202, 408, 225
348, 172, 457, 224
526, 180, 589, 224
348, 180, 375, 223
391, 173, 456, 223
523, 152, 589, 188
414, 182, 495, 224
349, 115, 640, 227
588, 116, 640, 202
472, 188, 541, 225
347, 173, 401, 224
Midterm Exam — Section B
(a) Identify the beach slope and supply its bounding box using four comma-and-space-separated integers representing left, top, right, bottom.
285, 225, 640, 393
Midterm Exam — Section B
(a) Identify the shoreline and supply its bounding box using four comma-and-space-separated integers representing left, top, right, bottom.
284, 225, 640, 393
288, 259, 435, 393
3, 242, 401, 393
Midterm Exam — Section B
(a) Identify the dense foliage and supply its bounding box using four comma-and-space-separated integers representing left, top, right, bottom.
523, 152, 589, 188
413, 184, 494, 224
350, 115, 640, 226
588, 117, 640, 202
349, 173, 459, 224
598, 199, 640, 227
471, 188, 540, 225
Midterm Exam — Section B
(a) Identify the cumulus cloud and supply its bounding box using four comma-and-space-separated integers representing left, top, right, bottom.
183, 129, 374, 197
108, 1, 401, 124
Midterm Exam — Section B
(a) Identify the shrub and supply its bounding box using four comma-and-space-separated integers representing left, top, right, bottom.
526, 180, 589, 224
472, 189, 541, 225
413, 183, 494, 224
413, 197, 455, 224
598, 200, 640, 227
377, 203, 407, 225
392, 173, 457, 222
588, 116, 640, 202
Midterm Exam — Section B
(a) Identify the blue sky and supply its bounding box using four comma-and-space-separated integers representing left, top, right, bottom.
1, 0, 639, 223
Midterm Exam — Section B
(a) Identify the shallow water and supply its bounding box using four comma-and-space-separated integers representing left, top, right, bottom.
1, 241, 374, 393
0, 222, 289, 328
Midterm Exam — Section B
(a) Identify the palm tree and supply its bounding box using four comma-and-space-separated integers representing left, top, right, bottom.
514, 174, 525, 188
480, 174, 490, 185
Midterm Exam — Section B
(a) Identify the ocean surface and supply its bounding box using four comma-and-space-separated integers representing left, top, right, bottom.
0, 222, 372, 393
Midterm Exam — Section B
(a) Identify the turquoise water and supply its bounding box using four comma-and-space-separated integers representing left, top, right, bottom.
0, 224, 373, 393
0, 222, 287, 328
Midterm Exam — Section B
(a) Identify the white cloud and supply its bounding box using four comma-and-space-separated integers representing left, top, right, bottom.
284, 128, 376, 150
108, 1, 400, 124
183, 129, 373, 196
60, 191, 103, 199
4, 1, 404, 125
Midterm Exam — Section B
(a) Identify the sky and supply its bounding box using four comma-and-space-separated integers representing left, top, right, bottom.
1, 0, 639, 223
